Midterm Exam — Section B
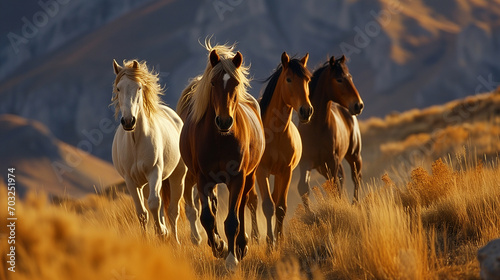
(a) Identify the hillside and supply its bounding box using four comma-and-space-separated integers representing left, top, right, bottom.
360, 90, 500, 183
1, 0, 500, 161
0, 114, 122, 198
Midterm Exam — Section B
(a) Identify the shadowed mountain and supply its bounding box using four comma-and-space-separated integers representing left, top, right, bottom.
1, 0, 500, 163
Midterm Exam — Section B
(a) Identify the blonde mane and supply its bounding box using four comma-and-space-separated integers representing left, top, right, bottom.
111, 60, 165, 120
183, 40, 253, 124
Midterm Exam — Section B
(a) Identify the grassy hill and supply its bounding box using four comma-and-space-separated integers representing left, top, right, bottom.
0, 114, 123, 198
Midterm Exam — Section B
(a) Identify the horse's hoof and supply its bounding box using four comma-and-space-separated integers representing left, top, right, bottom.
236, 244, 248, 261
190, 233, 202, 246
225, 252, 239, 272
155, 225, 169, 238
213, 240, 228, 259
266, 236, 276, 250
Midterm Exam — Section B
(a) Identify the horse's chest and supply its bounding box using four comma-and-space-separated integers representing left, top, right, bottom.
264, 129, 301, 172
197, 136, 242, 172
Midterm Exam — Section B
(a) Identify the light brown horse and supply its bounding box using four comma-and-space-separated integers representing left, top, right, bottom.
178, 42, 265, 271
298, 55, 364, 211
247, 52, 313, 246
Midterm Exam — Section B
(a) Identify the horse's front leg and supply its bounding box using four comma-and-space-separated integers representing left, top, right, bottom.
272, 168, 293, 242
255, 166, 276, 247
236, 172, 257, 262
148, 166, 168, 237
125, 177, 149, 232
224, 173, 246, 271
197, 177, 227, 259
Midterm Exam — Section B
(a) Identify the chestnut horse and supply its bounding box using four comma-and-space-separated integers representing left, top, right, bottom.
298, 55, 364, 211
247, 52, 313, 246
178, 42, 265, 270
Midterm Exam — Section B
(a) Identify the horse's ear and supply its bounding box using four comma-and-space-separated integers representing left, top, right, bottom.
339, 55, 346, 64
132, 60, 140, 69
281, 52, 290, 69
210, 50, 220, 67
329, 56, 335, 67
233, 51, 243, 69
300, 53, 309, 67
113, 59, 122, 75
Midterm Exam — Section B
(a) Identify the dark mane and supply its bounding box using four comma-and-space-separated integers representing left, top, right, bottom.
260, 58, 312, 118
309, 57, 347, 98
309, 63, 328, 98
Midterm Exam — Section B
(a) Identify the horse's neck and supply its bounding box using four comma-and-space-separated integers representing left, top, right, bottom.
263, 86, 293, 132
310, 79, 334, 127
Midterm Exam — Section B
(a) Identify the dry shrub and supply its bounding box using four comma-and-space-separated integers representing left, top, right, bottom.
406, 159, 455, 207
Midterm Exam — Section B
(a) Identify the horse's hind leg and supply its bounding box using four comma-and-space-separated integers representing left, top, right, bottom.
126, 178, 149, 232
184, 171, 202, 245
148, 168, 168, 237
164, 162, 186, 244
247, 186, 260, 243
298, 162, 312, 212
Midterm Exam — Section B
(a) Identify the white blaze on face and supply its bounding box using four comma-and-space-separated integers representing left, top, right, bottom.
223, 73, 230, 89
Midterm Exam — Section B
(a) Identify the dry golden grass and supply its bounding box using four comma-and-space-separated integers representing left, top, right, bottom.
1, 153, 498, 279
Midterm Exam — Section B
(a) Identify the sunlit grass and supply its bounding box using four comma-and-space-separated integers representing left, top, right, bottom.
1, 153, 499, 279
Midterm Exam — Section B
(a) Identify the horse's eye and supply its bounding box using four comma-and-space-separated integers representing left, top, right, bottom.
286, 78, 292, 83
211, 82, 215, 87
336, 79, 343, 83
116, 88, 120, 92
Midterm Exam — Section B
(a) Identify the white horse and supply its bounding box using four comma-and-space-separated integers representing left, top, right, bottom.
111, 59, 201, 244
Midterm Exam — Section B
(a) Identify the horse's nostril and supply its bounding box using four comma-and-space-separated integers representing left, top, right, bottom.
131, 116, 136, 126
300, 106, 313, 118
354, 103, 363, 113
121, 117, 126, 125
215, 116, 221, 127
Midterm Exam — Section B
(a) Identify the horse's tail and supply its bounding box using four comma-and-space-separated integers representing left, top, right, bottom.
176, 76, 201, 121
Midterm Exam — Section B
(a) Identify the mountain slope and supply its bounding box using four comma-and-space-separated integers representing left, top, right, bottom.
0, 114, 122, 198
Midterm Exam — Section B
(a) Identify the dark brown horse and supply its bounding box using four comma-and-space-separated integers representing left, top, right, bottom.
298, 55, 364, 211
178, 42, 265, 271
247, 52, 313, 246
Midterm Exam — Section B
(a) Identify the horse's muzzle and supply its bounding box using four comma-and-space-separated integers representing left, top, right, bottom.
350, 102, 364, 115
299, 105, 314, 123
121, 116, 136, 131
215, 116, 233, 133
